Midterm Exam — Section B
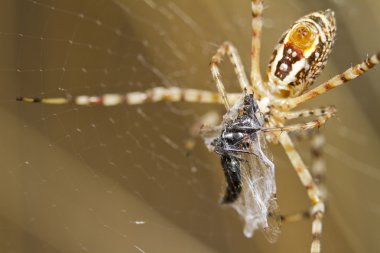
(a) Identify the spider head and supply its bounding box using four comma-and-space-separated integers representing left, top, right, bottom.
266, 10, 336, 98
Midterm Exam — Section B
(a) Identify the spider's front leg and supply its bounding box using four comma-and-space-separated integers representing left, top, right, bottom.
250, 0, 264, 85
285, 52, 380, 109
210, 41, 250, 109
19, 40, 252, 108
16, 87, 242, 106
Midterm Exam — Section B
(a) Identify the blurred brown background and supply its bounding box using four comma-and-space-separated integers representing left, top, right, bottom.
0, 0, 379, 252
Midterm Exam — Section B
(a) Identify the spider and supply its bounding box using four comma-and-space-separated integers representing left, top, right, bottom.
17, 1, 380, 252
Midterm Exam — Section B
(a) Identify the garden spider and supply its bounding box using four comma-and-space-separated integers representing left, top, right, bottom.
17, 0, 380, 252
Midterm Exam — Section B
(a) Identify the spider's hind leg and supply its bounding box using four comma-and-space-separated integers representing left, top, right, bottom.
265, 106, 337, 133
279, 133, 325, 253
277, 129, 327, 226
279, 210, 311, 223
291, 129, 327, 199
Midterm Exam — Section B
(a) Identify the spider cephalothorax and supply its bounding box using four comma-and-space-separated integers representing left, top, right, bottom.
267, 10, 336, 98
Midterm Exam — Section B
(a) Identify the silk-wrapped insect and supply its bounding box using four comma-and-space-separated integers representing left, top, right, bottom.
202, 92, 281, 242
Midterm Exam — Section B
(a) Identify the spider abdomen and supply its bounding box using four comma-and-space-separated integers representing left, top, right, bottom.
266, 10, 336, 98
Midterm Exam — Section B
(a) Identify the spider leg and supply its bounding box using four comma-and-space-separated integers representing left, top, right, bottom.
279, 133, 324, 253
274, 106, 336, 121
309, 131, 326, 198
280, 210, 311, 223
250, 0, 264, 86
291, 129, 327, 199
285, 52, 380, 109
264, 106, 336, 133
277, 130, 327, 225
210, 41, 250, 109
16, 87, 242, 106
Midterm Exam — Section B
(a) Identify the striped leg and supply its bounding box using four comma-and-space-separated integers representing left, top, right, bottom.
310, 131, 326, 199
16, 87, 242, 106
210, 41, 250, 109
264, 106, 336, 133
279, 133, 324, 253
277, 106, 336, 121
250, 0, 264, 87
279, 106, 329, 199
286, 52, 380, 109
280, 210, 311, 223
292, 129, 327, 199
281, 130, 327, 225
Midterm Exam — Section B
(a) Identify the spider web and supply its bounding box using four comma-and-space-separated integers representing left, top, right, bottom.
0, 0, 380, 252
